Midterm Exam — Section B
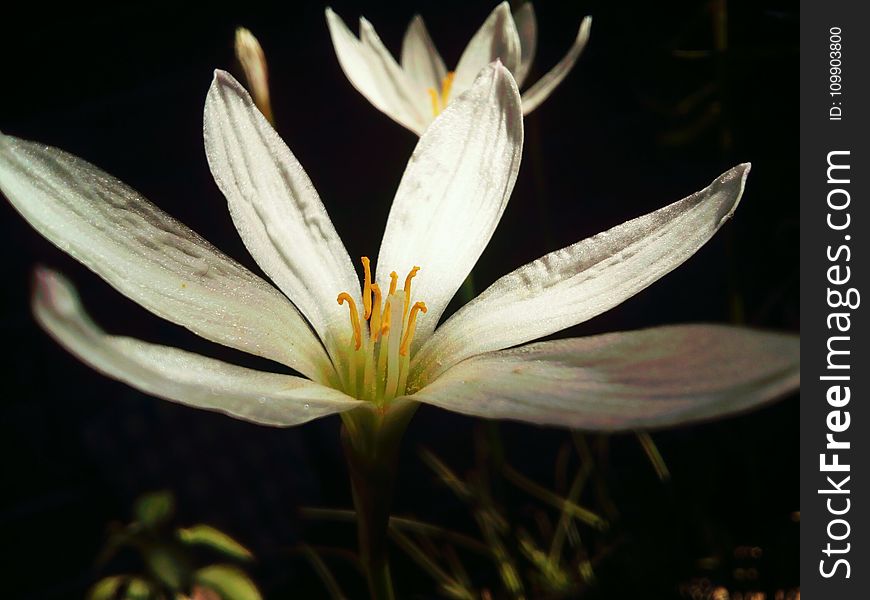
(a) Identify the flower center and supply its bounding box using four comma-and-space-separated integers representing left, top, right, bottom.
427, 72, 456, 117
336, 257, 427, 405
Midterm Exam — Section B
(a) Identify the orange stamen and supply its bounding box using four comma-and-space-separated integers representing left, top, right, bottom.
361, 257, 373, 320
440, 72, 455, 106
427, 88, 440, 117
370, 284, 383, 341
403, 266, 420, 321
337, 292, 361, 350
388, 272, 398, 296
400, 302, 427, 356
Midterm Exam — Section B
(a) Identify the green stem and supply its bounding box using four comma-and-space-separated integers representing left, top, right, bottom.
340, 403, 416, 600
364, 556, 394, 600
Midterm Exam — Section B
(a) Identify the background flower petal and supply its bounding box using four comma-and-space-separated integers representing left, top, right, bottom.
32, 268, 362, 427
520, 16, 592, 114
375, 62, 523, 351
0, 133, 330, 381
453, 2, 522, 97
512, 3, 538, 88
400, 15, 448, 93
234, 27, 273, 124
409, 324, 799, 430
325, 8, 428, 134
414, 164, 750, 381
204, 70, 361, 363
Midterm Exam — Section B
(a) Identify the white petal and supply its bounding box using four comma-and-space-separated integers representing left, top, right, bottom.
400, 15, 448, 92
358, 17, 439, 127
375, 62, 523, 350
520, 16, 591, 114
0, 133, 330, 382
325, 8, 428, 134
409, 325, 799, 430
32, 268, 362, 426
512, 3, 538, 88
414, 165, 750, 382
204, 70, 360, 361
452, 2, 522, 97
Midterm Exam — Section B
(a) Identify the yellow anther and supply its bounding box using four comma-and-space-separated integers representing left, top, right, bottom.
337, 292, 361, 350
427, 88, 440, 117
370, 284, 383, 341
403, 266, 420, 320
388, 272, 398, 296
381, 297, 392, 337
440, 72, 455, 106
400, 302, 427, 356
361, 256, 373, 320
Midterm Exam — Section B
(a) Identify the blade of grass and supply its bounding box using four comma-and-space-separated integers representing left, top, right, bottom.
549, 458, 594, 563
636, 432, 671, 481
420, 449, 474, 500
502, 464, 607, 531
572, 433, 619, 520
300, 544, 348, 600
389, 529, 474, 600
300, 507, 489, 555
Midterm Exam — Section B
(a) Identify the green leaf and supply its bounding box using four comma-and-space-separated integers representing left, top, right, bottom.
177, 525, 253, 561
134, 491, 175, 527
195, 565, 262, 600
124, 578, 154, 600
145, 546, 187, 591
87, 575, 126, 600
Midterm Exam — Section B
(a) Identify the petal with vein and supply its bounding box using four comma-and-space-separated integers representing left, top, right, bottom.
512, 3, 538, 88
453, 2, 522, 97
400, 15, 448, 92
325, 8, 428, 134
204, 70, 360, 360
0, 133, 329, 381
375, 62, 523, 350
410, 325, 799, 430
33, 268, 362, 427
414, 165, 751, 381
520, 16, 592, 114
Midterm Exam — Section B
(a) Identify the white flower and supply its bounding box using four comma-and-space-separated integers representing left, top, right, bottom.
326, 2, 592, 135
0, 63, 798, 431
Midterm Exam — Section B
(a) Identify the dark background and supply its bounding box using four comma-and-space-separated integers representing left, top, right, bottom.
0, 1, 798, 598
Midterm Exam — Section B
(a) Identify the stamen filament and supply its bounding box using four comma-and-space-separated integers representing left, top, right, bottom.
337, 292, 361, 350
376, 335, 389, 399
396, 351, 411, 401
362, 337, 375, 398
361, 257, 373, 320
384, 293, 404, 400
381, 297, 391, 338
400, 302, 427, 356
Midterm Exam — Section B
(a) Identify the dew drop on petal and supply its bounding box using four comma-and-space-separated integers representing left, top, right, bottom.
303, 403, 310, 410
